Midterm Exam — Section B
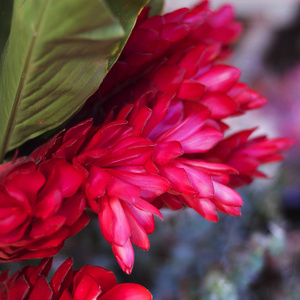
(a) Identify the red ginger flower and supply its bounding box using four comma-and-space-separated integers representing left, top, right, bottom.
186, 2, 243, 52
0, 0, 291, 275
0, 157, 88, 262
115, 93, 243, 222
84, 0, 264, 131
31, 119, 170, 274
201, 129, 294, 187
98, 1, 242, 100
103, 44, 267, 129
96, 33, 266, 136
75, 121, 169, 274
0, 257, 152, 300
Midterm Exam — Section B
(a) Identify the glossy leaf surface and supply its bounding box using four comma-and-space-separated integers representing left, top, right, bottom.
0, 0, 147, 160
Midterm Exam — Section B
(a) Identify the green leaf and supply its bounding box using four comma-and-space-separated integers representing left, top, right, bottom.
148, 0, 165, 17
0, 0, 147, 161
107, 0, 150, 69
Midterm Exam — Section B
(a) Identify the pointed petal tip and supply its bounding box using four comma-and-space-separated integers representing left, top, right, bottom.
125, 266, 132, 275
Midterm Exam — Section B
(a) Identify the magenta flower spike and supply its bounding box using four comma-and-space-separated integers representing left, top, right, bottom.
0, 0, 293, 277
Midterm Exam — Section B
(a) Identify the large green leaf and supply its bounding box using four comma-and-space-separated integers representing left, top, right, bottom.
0, 0, 147, 161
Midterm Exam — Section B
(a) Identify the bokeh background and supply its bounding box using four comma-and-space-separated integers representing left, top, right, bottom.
2, 1, 300, 299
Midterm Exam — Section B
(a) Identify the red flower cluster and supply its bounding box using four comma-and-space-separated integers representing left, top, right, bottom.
0, 1, 293, 276
30, 118, 169, 273
112, 98, 244, 222
97, 1, 243, 102
201, 129, 294, 187
0, 257, 152, 299
0, 157, 88, 263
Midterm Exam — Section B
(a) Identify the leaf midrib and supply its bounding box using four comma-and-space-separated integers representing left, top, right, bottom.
0, 0, 50, 161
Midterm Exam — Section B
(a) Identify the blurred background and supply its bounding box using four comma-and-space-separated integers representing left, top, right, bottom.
2, 1, 300, 299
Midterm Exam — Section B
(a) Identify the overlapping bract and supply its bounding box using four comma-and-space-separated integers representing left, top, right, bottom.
112, 96, 244, 222
0, 0, 293, 275
30, 118, 170, 274
201, 129, 295, 187
74, 120, 169, 274
0, 257, 152, 300
96, 1, 243, 103
0, 157, 88, 262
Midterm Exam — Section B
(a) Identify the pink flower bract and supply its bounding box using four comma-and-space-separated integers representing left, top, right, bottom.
0, 157, 88, 262
0, 258, 152, 299
202, 128, 294, 187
